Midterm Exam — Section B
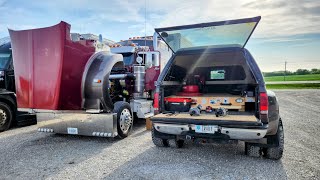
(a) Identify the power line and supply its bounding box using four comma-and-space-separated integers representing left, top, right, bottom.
144, 0, 147, 47
257, 61, 320, 65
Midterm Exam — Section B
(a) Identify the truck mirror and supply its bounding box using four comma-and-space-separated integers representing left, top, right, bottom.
136, 56, 143, 64
145, 53, 153, 68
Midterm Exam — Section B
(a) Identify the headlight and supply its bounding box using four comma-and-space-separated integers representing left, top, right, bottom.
0, 71, 4, 76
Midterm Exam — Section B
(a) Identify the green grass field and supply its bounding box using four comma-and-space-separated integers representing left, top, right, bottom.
266, 83, 320, 89
264, 74, 320, 82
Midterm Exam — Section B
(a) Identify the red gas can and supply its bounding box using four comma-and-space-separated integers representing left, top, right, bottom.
182, 85, 199, 93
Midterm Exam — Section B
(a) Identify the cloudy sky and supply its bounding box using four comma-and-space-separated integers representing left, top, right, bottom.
1, 0, 319, 72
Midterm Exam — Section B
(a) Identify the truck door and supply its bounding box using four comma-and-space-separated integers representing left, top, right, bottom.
5, 55, 15, 92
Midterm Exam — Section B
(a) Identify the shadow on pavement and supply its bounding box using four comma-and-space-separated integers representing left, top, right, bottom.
104, 142, 287, 180
0, 121, 147, 179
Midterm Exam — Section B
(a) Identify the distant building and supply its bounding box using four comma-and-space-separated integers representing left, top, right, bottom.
70, 33, 115, 46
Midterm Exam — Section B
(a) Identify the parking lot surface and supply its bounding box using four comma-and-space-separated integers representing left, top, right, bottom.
0, 90, 319, 180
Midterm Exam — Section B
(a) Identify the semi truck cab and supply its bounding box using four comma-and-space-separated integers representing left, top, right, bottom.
0, 41, 15, 92
0, 38, 36, 132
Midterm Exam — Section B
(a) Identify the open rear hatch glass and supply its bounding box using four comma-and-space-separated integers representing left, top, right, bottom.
155, 16, 261, 53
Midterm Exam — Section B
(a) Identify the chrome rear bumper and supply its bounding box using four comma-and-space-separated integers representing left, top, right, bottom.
35, 110, 118, 137
153, 123, 267, 140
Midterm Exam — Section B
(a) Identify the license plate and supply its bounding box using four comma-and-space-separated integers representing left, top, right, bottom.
67, 127, 78, 135
195, 125, 218, 134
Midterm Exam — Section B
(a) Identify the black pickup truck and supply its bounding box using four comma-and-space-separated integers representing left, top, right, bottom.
0, 40, 36, 132
151, 16, 284, 160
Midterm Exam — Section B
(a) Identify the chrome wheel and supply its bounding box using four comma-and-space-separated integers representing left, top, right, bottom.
119, 108, 132, 134
0, 109, 7, 126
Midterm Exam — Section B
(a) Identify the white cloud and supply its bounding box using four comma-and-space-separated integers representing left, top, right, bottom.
147, 0, 320, 38
255, 37, 311, 43
0, 0, 319, 72
0, 0, 319, 40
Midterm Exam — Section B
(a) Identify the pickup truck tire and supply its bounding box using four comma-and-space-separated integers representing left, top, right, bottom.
151, 126, 168, 147
167, 139, 184, 148
113, 101, 133, 139
265, 120, 284, 160
0, 102, 13, 132
245, 143, 261, 158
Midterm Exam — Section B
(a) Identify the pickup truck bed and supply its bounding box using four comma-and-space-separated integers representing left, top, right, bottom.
166, 93, 255, 111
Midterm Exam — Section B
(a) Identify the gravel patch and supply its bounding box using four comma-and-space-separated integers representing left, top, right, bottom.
0, 90, 319, 180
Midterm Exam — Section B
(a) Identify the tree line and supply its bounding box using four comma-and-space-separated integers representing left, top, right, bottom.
263, 68, 320, 77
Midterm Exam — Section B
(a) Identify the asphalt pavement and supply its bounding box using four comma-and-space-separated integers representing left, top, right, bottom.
0, 90, 319, 180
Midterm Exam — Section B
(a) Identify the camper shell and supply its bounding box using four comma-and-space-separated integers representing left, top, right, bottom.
151, 16, 284, 159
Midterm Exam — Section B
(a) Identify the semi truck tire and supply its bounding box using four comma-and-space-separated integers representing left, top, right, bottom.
113, 101, 133, 139
151, 126, 168, 147
265, 120, 284, 160
0, 102, 13, 132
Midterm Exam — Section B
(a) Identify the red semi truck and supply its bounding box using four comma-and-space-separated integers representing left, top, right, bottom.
9, 21, 171, 138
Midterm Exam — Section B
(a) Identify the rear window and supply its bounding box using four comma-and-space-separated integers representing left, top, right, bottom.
165, 65, 246, 81
194, 66, 246, 81
163, 51, 254, 83
210, 70, 225, 80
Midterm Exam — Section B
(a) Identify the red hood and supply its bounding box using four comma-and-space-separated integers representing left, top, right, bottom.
9, 21, 95, 110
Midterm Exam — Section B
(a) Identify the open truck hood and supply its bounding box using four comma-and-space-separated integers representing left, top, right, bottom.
155, 16, 260, 53
9, 22, 95, 110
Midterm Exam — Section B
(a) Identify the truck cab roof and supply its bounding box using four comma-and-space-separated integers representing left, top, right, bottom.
0, 42, 11, 53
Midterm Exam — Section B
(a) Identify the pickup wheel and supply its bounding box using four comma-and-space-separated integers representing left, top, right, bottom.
265, 120, 284, 160
245, 143, 261, 158
113, 101, 133, 139
0, 102, 13, 132
167, 139, 184, 148
151, 126, 168, 147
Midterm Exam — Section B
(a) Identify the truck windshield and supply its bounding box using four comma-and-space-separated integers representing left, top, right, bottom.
0, 53, 11, 69
122, 53, 134, 65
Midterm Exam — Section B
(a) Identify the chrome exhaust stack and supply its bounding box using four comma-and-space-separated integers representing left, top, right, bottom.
153, 32, 158, 51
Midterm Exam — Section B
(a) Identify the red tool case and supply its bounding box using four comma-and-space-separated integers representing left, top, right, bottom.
164, 97, 193, 112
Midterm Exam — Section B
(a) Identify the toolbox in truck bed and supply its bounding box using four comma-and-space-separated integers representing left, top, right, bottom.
153, 113, 257, 122
166, 93, 255, 111
164, 97, 193, 112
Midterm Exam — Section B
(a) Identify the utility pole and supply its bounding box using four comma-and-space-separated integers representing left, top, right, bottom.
284, 61, 287, 81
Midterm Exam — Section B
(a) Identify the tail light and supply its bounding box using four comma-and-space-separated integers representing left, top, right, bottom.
153, 92, 159, 114
259, 92, 268, 115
